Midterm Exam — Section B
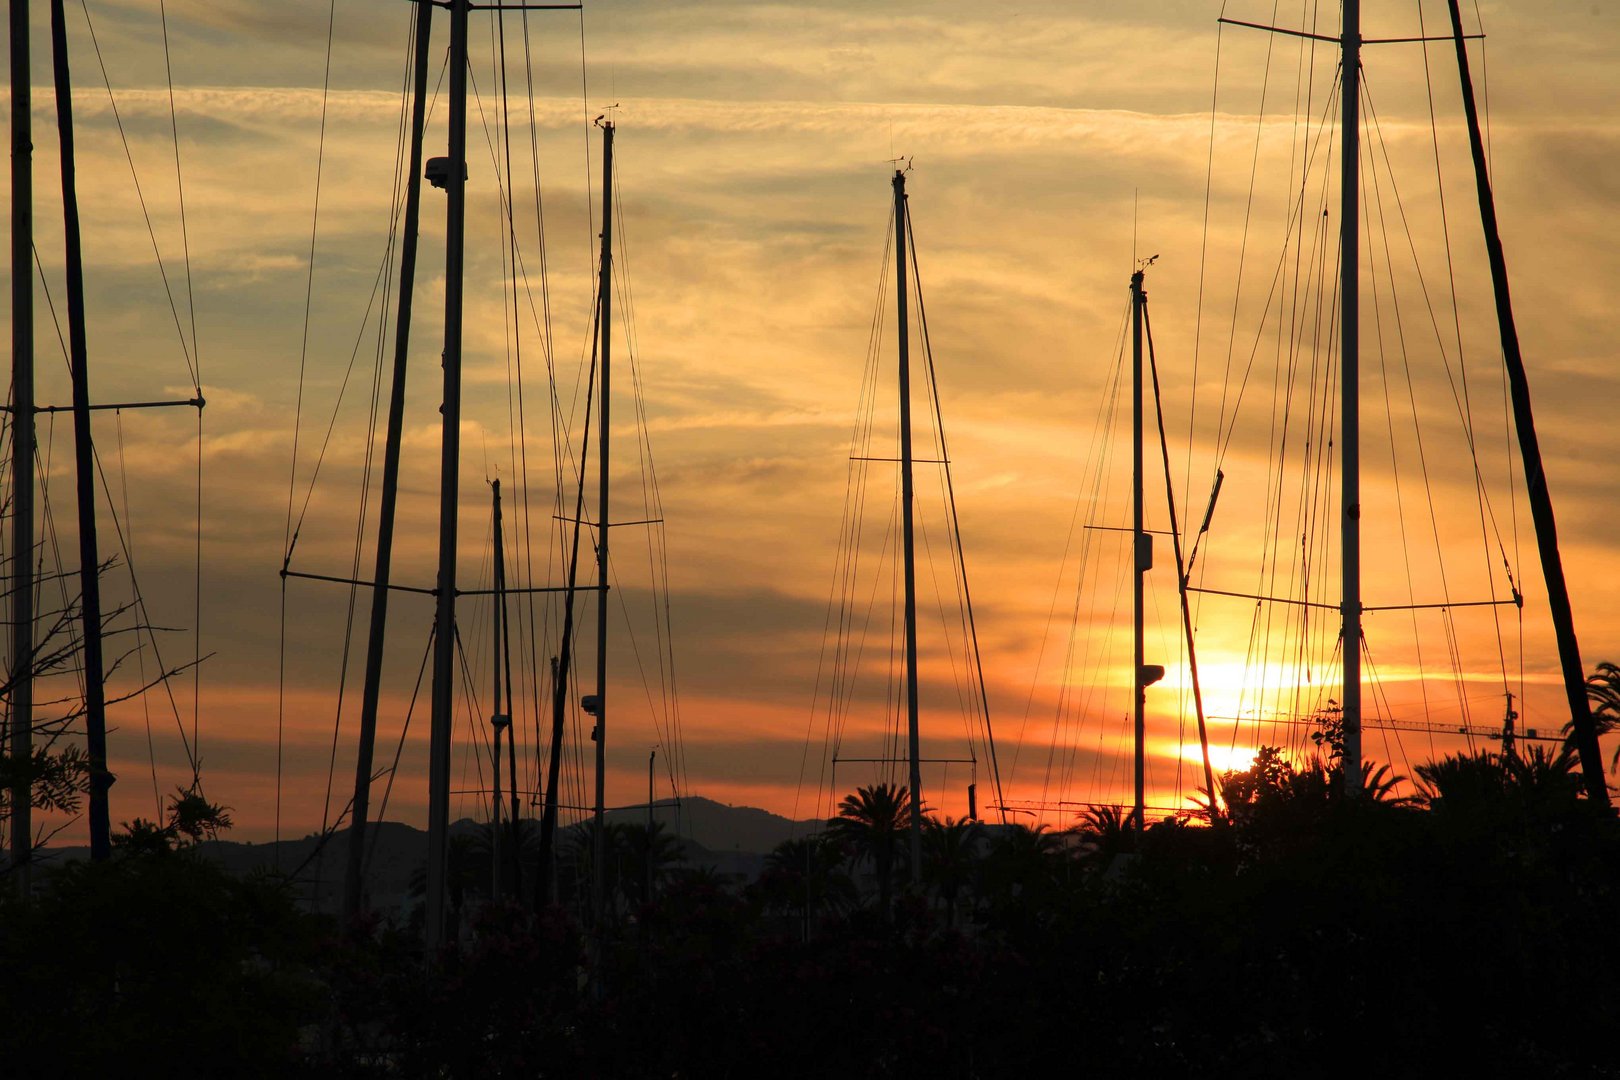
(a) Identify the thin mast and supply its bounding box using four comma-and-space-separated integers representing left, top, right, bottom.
490, 480, 508, 899
343, 0, 432, 924
501, 515, 519, 897
1141, 295, 1219, 815
51, 0, 111, 860
536, 270, 604, 911
1131, 270, 1147, 833
591, 119, 614, 932
1445, 1, 1608, 805
1339, 0, 1364, 795
893, 170, 923, 881
426, 0, 470, 950
9, 0, 36, 892
646, 746, 655, 904
537, 392, 594, 907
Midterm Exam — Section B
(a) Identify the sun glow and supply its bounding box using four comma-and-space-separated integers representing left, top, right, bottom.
1176, 741, 1257, 776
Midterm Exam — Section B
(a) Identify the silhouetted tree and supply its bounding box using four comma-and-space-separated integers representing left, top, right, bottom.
1503, 743, 1583, 810
460, 818, 548, 903
621, 821, 685, 906
1567, 660, 1620, 775
827, 782, 914, 921
921, 816, 979, 928
1075, 803, 1134, 867
980, 823, 1067, 915
114, 786, 234, 856
1415, 749, 1510, 813
754, 833, 854, 927
4, 802, 320, 1074
1357, 760, 1408, 802
409, 833, 482, 941
0, 558, 189, 860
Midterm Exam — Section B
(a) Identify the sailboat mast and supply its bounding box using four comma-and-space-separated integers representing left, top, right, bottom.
893, 170, 923, 878
536, 245, 605, 906
1444, 1, 1609, 806
8, 0, 36, 892
1141, 296, 1220, 815
501, 521, 519, 895
591, 120, 614, 931
537, 405, 592, 906
426, 0, 470, 950
343, 0, 432, 925
1339, 0, 1364, 793
50, 0, 110, 861
491, 480, 508, 898
1131, 270, 1147, 833
646, 746, 655, 903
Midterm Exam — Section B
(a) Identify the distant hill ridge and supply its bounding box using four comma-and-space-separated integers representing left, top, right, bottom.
31, 795, 826, 914
617, 794, 824, 854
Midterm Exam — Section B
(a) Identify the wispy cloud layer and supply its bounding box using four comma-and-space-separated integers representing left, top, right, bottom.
9, 0, 1620, 841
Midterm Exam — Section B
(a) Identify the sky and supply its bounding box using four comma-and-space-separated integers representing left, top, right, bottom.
6, 0, 1620, 844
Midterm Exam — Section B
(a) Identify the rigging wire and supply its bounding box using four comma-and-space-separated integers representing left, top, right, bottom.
1181, 1, 1524, 798
794, 205, 895, 826
113, 411, 163, 815
612, 149, 688, 802
74, 1, 196, 386
276, 0, 338, 856
1364, 116, 1441, 764
1006, 292, 1130, 814
364, 622, 435, 876
517, 1, 567, 812
41, 7, 210, 807
905, 208, 1006, 820
155, 0, 205, 772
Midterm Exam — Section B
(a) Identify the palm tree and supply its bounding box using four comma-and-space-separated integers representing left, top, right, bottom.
1415, 750, 1509, 812
667, 863, 734, 894
1418, 744, 1582, 820
459, 817, 549, 903
463, 821, 496, 897
1356, 760, 1411, 803
980, 823, 1067, 911
1565, 660, 1620, 775
1074, 804, 1133, 868
827, 782, 914, 921
1504, 743, 1584, 811
621, 821, 685, 907
921, 816, 980, 929
756, 834, 855, 925
407, 832, 482, 942
560, 820, 633, 919
1222, 743, 1407, 812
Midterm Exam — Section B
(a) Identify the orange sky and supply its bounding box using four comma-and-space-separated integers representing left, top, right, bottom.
7, 1, 1620, 844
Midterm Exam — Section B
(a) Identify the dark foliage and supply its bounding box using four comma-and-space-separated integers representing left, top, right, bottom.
0, 838, 324, 1075
5, 746, 1619, 1076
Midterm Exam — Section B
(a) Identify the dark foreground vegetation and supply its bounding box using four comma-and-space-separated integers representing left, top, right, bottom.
4, 736, 1619, 1077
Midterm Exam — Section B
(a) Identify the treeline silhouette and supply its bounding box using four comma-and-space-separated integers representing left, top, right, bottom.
3, 737, 1618, 1076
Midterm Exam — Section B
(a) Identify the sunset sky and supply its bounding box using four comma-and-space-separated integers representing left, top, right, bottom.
7, 0, 1620, 844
